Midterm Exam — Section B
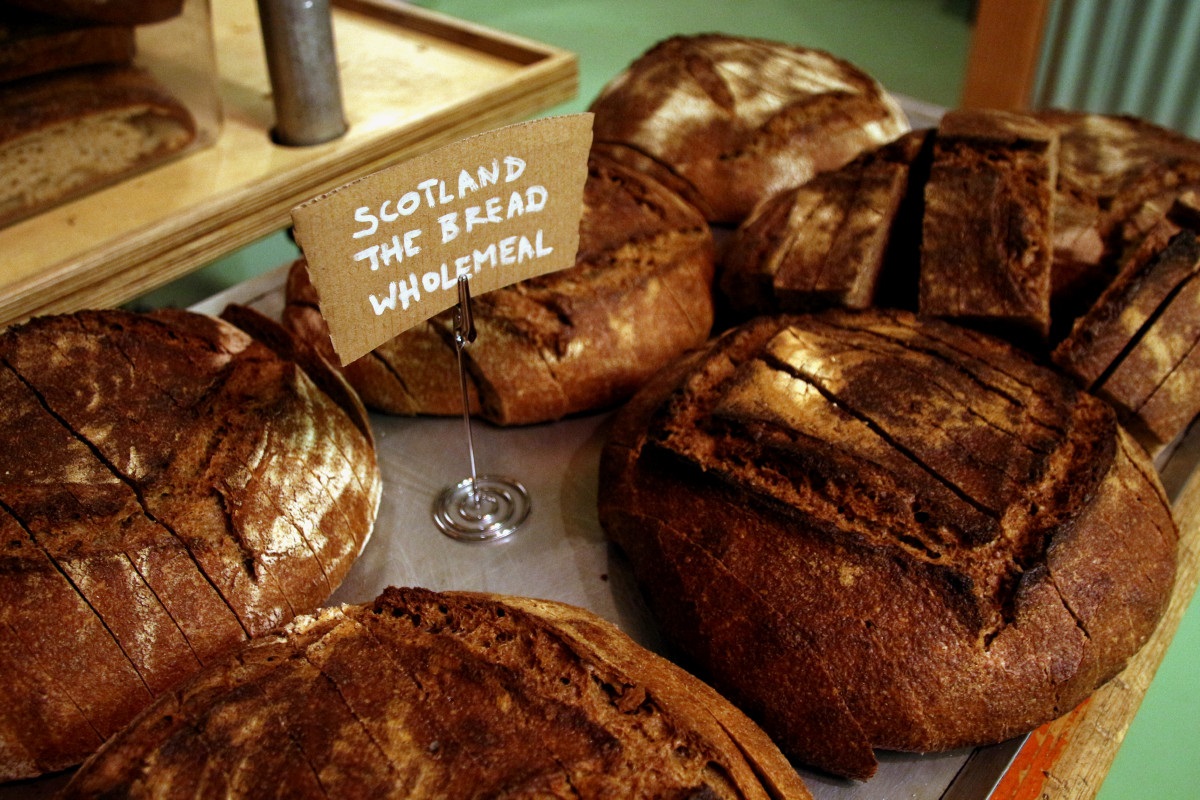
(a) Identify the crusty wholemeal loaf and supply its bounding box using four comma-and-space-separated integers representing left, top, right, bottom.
598, 308, 1177, 780
62, 586, 812, 799
588, 33, 910, 225
0, 308, 382, 781
284, 149, 715, 425
0, 64, 195, 227
719, 109, 1200, 372
1036, 110, 1200, 322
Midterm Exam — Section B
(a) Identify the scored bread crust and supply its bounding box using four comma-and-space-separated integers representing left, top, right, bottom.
284, 149, 715, 426
61, 587, 812, 800
588, 33, 910, 225
0, 308, 382, 781
598, 308, 1178, 779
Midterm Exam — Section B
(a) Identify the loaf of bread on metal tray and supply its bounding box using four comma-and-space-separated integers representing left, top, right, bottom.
588, 33, 911, 225
283, 149, 716, 426
0, 64, 195, 227
61, 586, 812, 800
0, 307, 382, 781
599, 307, 1178, 780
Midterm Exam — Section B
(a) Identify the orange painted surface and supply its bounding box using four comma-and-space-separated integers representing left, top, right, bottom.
990, 697, 1093, 800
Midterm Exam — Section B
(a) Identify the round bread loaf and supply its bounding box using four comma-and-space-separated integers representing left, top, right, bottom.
719, 110, 1200, 325
284, 149, 715, 426
598, 308, 1177, 780
0, 308, 382, 781
62, 586, 812, 800
588, 33, 910, 224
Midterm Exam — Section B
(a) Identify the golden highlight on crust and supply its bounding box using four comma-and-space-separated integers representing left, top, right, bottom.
0, 308, 382, 781
599, 308, 1177, 780
61, 587, 812, 800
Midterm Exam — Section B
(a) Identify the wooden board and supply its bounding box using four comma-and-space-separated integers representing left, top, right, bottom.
0, 0, 576, 328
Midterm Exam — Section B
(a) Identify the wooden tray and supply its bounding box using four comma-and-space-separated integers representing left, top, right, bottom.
0, 0, 576, 329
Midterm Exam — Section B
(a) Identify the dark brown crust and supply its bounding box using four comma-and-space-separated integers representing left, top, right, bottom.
1054, 227, 1200, 448
284, 150, 716, 426
0, 64, 193, 143
0, 309, 382, 780
3, 0, 184, 26
598, 309, 1177, 779
0, 7, 135, 83
588, 34, 910, 224
62, 587, 813, 800
1035, 110, 1200, 324
718, 129, 930, 320
919, 109, 1058, 342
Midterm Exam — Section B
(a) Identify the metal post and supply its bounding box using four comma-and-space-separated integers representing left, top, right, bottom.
256, 0, 348, 146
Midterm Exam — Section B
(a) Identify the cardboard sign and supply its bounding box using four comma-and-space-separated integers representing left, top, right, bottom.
291, 113, 593, 365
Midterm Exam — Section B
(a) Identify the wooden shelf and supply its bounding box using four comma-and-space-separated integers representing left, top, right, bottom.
0, 0, 576, 328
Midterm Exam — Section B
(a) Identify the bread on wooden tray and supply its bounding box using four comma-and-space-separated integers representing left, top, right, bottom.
4, 0, 184, 26
61, 586, 812, 800
0, 64, 196, 228
588, 33, 911, 225
598, 308, 1178, 780
0, 5, 135, 83
0, 307, 382, 781
284, 149, 715, 425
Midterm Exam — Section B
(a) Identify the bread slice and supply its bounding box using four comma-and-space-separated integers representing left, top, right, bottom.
284, 150, 715, 425
599, 308, 1177, 779
62, 587, 812, 799
719, 129, 930, 319
1053, 209, 1200, 449
919, 109, 1058, 342
0, 308, 382, 781
0, 64, 195, 227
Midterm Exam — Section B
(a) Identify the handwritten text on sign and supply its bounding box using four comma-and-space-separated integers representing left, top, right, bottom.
291, 114, 593, 365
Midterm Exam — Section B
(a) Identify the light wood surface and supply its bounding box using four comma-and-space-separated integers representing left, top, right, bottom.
0, 0, 576, 328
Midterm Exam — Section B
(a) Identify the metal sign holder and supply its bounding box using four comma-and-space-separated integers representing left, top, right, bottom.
431, 276, 531, 541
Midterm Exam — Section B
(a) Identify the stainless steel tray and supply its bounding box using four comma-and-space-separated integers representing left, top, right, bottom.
194, 268, 1025, 800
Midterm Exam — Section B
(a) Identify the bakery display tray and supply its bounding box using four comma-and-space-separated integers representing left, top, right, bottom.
203, 269, 1200, 800
0, 0, 576, 329
4, 263, 1196, 799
